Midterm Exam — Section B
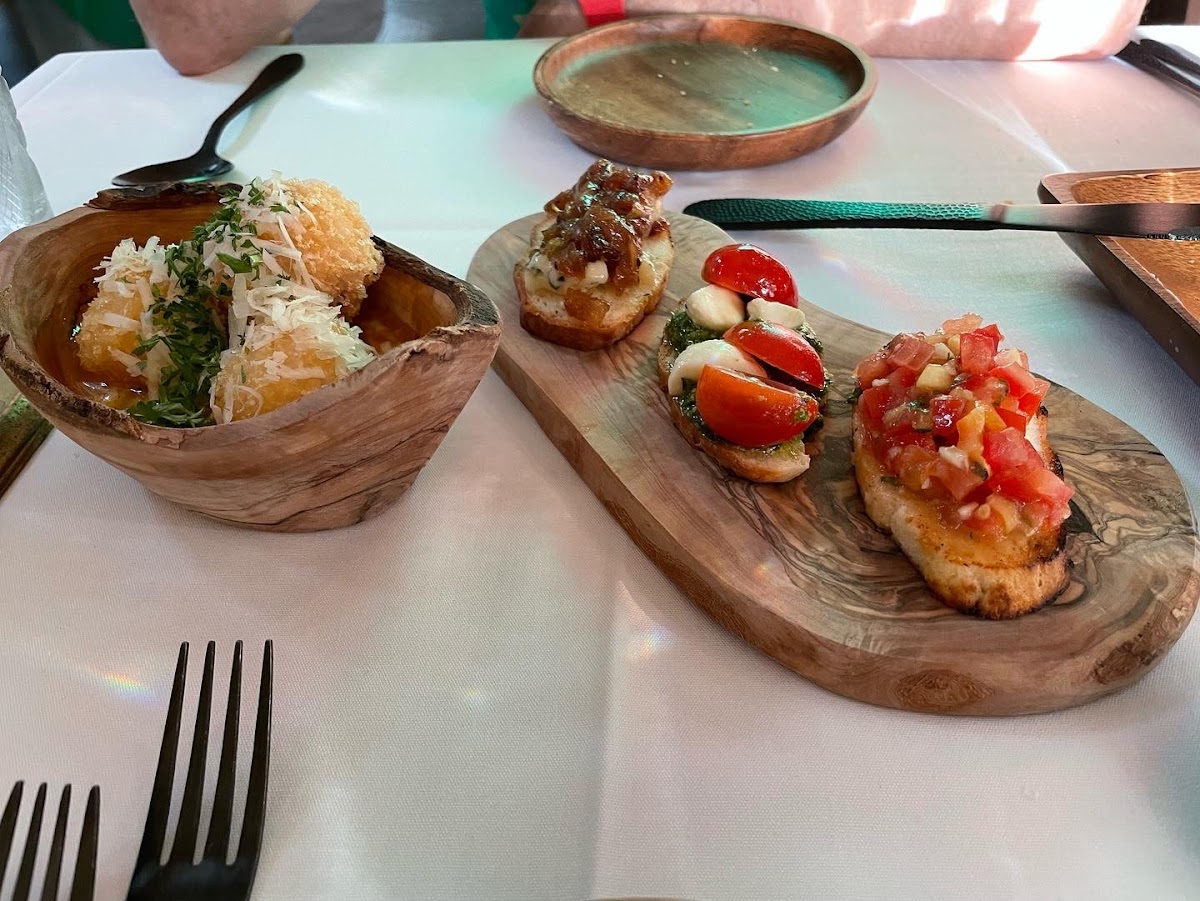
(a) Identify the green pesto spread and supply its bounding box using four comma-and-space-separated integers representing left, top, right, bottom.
664, 309, 722, 354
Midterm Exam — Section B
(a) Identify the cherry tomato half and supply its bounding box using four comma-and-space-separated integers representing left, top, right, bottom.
695, 365, 819, 448
701, 244, 798, 306
723, 320, 825, 390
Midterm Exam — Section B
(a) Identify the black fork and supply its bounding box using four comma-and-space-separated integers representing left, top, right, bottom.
0, 782, 100, 901
127, 641, 272, 901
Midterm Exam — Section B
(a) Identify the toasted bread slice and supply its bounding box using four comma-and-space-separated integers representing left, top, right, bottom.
657, 322, 812, 483
852, 407, 1070, 619
516, 227, 674, 350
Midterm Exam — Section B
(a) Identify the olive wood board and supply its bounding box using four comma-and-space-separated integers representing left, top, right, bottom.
0, 371, 50, 499
468, 212, 1200, 716
533, 15, 876, 170
1040, 167, 1200, 387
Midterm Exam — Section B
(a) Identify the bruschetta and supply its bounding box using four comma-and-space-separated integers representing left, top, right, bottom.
850, 315, 1074, 618
658, 244, 827, 483
516, 159, 674, 350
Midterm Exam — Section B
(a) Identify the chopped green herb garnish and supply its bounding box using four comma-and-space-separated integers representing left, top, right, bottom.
216, 252, 254, 274
664, 310, 722, 353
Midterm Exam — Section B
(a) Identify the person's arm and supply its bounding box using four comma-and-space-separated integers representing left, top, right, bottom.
130, 0, 321, 75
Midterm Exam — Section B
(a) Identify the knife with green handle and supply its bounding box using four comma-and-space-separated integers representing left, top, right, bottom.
681, 198, 1200, 241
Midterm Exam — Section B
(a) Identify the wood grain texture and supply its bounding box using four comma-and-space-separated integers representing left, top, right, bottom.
533, 15, 876, 170
0, 184, 500, 532
1040, 168, 1200, 386
470, 211, 1200, 715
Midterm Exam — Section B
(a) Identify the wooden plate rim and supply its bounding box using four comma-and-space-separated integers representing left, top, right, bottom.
532, 13, 878, 143
1040, 167, 1200, 376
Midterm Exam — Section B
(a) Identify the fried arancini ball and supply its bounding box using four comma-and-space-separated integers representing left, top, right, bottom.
210, 284, 374, 423
211, 332, 341, 423
259, 179, 384, 321
75, 238, 165, 386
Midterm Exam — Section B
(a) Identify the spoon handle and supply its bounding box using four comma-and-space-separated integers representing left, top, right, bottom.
199, 53, 305, 155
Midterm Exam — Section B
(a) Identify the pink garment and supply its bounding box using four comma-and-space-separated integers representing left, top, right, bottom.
715, 0, 1148, 60
524, 0, 1149, 59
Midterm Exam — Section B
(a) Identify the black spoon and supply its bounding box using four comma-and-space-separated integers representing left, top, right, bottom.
112, 53, 304, 187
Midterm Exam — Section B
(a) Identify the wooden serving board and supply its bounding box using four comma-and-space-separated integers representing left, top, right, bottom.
1040, 167, 1200, 387
468, 213, 1200, 715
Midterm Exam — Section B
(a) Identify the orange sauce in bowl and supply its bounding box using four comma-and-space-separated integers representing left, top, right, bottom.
33, 283, 145, 410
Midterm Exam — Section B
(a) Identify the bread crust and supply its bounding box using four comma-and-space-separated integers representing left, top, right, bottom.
657, 311, 812, 483
516, 229, 674, 351
851, 407, 1070, 619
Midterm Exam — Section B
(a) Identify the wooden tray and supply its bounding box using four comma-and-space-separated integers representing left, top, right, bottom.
1040, 168, 1200, 386
468, 212, 1200, 715
0, 370, 50, 499
533, 15, 876, 170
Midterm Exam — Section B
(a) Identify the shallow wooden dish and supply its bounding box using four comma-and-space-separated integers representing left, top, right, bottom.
470, 212, 1200, 715
533, 14, 876, 170
0, 184, 501, 532
1040, 167, 1200, 386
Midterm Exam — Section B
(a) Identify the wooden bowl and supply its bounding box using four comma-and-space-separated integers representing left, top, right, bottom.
533, 14, 877, 171
0, 184, 501, 532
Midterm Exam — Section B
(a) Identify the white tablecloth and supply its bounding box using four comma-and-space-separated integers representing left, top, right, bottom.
3, 26, 1199, 901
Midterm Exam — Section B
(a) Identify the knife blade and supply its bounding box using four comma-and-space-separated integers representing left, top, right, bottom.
681, 198, 1200, 241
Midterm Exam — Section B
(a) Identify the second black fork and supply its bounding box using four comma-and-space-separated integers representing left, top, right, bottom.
127, 641, 272, 901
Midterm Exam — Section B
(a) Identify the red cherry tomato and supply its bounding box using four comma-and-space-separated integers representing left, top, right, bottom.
695, 366, 819, 448
702, 244, 798, 306
722, 320, 825, 389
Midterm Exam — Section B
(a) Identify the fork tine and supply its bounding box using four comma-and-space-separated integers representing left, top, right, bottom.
68, 787, 99, 901
203, 640, 242, 862
133, 642, 188, 871
0, 782, 24, 887
38, 786, 71, 901
236, 640, 272, 866
170, 641, 216, 864
12, 783, 47, 901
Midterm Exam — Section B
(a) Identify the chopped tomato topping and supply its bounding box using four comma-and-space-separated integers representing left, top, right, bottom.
895, 444, 938, 491
991, 358, 1037, 399
960, 374, 1009, 407
982, 427, 1044, 474
1017, 378, 1051, 417
885, 333, 935, 372
959, 329, 999, 375
996, 407, 1029, 433
932, 455, 987, 502
852, 315, 1072, 533
930, 393, 971, 440
939, 313, 983, 335
983, 428, 1073, 518
854, 349, 891, 387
